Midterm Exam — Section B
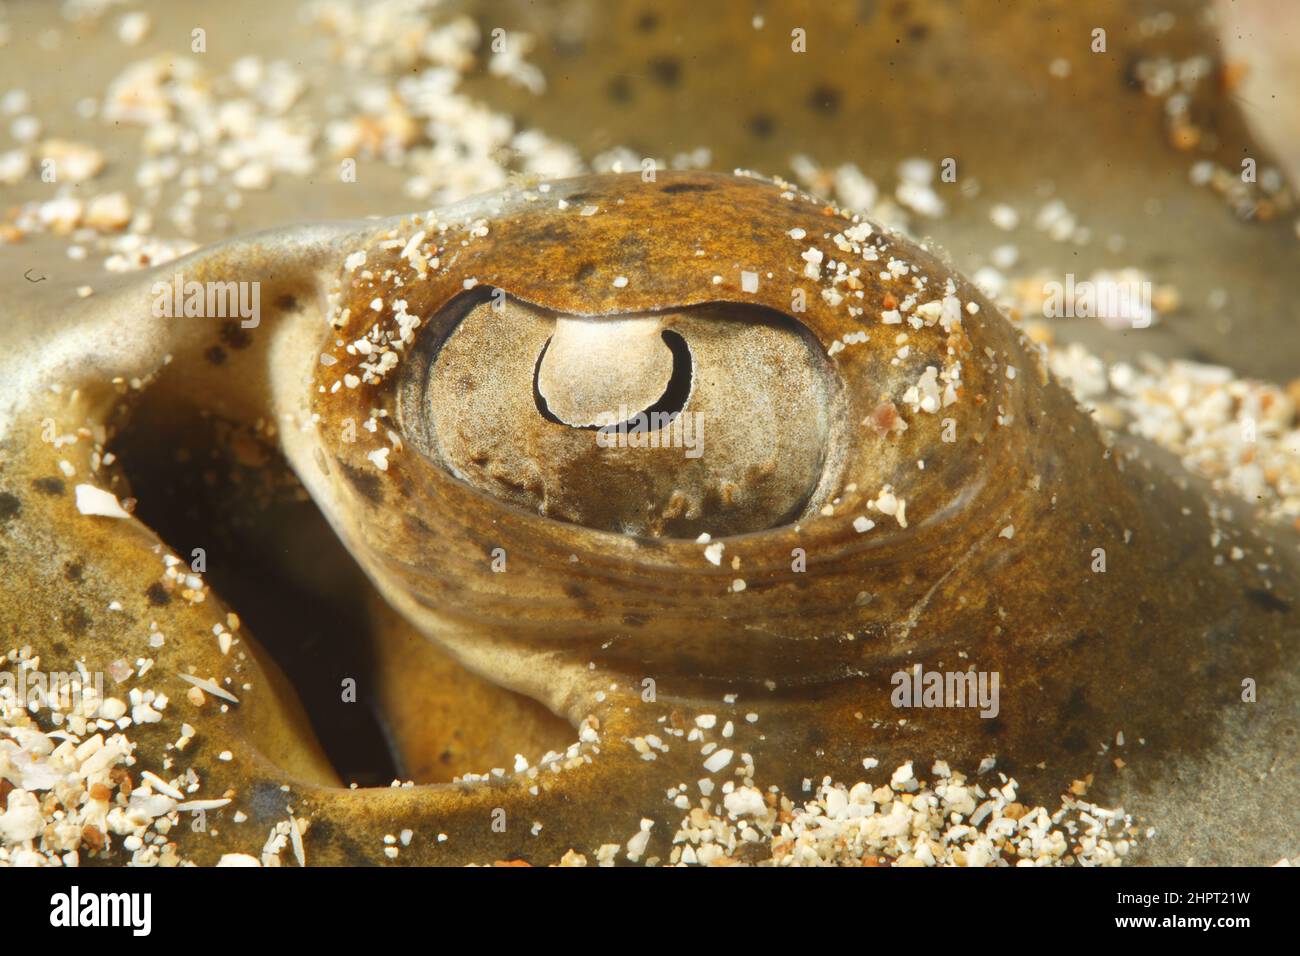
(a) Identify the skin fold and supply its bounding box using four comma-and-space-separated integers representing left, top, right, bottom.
1, 171, 1295, 865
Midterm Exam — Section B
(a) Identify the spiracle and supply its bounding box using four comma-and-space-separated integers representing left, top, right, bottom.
1, 170, 1296, 867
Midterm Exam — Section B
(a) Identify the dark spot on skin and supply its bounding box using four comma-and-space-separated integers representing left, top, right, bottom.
1245, 588, 1290, 614
622, 613, 648, 628
1062, 686, 1089, 719
573, 261, 597, 282
1123, 55, 1144, 92
339, 461, 384, 504
307, 817, 336, 847
856, 0, 880, 22
1062, 731, 1088, 754
908, 22, 929, 41
62, 606, 91, 637
552, 33, 585, 58
52, 641, 67, 656
563, 583, 589, 601
32, 477, 65, 496
613, 234, 650, 268
607, 75, 633, 103
309, 816, 377, 863
146, 582, 171, 606
205, 345, 227, 365
636, 11, 659, 32
564, 192, 592, 204
249, 780, 291, 820
747, 112, 776, 139
529, 221, 571, 245
403, 512, 438, 541
648, 56, 681, 87
661, 182, 715, 194
808, 84, 842, 115
275, 293, 298, 311
0, 492, 20, 521
220, 321, 252, 350
64, 561, 84, 582
981, 716, 1003, 736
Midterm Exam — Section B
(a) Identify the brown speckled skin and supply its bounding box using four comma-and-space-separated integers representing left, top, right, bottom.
1, 173, 1296, 865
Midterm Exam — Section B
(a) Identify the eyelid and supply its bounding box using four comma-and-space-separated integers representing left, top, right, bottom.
535, 316, 678, 428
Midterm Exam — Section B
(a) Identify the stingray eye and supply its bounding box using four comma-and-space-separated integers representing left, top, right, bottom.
401, 292, 843, 538
315, 171, 1055, 683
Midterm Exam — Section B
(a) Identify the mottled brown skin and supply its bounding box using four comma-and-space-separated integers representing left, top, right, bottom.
469, 0, 1299, 383
2, 169, 1295, 866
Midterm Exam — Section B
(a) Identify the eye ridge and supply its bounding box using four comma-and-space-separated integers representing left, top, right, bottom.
532, 328, 693, 432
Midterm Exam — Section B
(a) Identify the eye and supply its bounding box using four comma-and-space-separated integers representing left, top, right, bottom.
399, 291, 843, 538
315, 170, 1012, 582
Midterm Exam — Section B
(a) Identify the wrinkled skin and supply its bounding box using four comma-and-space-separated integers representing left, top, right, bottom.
1, 170, 1296, 866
